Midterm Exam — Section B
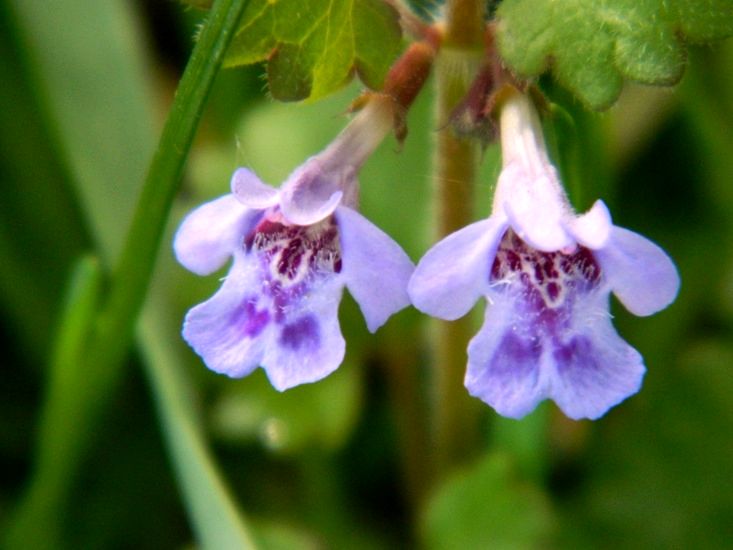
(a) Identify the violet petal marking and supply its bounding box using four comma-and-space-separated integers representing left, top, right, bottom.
550, 314, 645, 420
279, 315, 320, 351
262, 277, 346, 392
490, 229, 601, 322
247, 217, 342, 287
465, 292, 547, 419
182, 254, 266, 379
230, 296, 270, 338
480, 331, 543, 417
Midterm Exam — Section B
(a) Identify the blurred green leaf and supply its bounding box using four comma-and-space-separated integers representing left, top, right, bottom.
0, 3, 91, 362
497, 0, 733, 109
225, 0, 402, 101
3, 256, 102, 550
250, 519, 319, 550
563, 339, 733, 548
3, 0, 259, 546
7, 0, 158, 260
139, 305, 258, 550
212, 362, 362, 455
3, 0, 160, 544
491, 403, 550, 483
421, 452, 553, 550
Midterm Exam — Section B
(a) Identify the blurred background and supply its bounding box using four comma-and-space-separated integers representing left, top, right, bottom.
1, 1, 732, 548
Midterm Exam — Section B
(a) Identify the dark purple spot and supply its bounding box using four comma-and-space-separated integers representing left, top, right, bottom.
230, 297, 270, 337
554, 336, 601, 377
266, 280, 308, 324
547, 282, 560, 301
482, 331, 542, 386
279, 315, 320, 351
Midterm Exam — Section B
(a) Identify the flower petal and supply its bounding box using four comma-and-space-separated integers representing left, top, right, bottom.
280, 158, 346, 225
262, 276, 346, 391
409, 217, 507, 320
465, 291, 547, 419
595, 227, 680, 316
335, 206, 414, 332
548, 301, 645, 420
174, 194, 258, 275
498, 162, 574, 252
231, 167, 280, 209
567, 200, 612, 249
182, 253, 269, 377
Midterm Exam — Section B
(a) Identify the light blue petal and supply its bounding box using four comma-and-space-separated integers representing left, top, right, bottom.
280, 158, 346, 225
565, 200, 612, 249
231, 167, 279, 209
467, 284, 645, 420
336, 206, 414, 332
595, 226, 680, 316
262, 275, 346, 391
409, 217, 507, 320
182, 253, 269, 377
174, 194, 258, 276
547, 293, 645, 420
465, 291, 547, 419
498, 162, 574, 252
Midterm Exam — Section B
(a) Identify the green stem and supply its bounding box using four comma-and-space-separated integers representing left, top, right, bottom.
431, 0, 485, 475
93, 0, 248, 374
5, 1, 250, 545
383, 321, 431, 508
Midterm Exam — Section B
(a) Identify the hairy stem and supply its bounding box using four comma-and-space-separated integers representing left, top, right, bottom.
431, 0, 485, 474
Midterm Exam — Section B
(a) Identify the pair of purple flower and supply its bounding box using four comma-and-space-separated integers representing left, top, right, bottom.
175, 92, 679, 420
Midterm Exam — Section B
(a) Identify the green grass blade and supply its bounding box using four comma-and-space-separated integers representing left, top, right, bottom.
139, 305, 258, 549
4, 256, 103, 549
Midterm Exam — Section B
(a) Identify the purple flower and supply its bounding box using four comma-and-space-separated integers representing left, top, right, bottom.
175, 97, 414, 390
408, 91, 680, 420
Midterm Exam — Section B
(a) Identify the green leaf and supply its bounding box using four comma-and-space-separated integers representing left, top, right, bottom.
7, 0, 158, 260
225, 0, 402, 101
497, 0, 733, 109
421, 452, 553, 550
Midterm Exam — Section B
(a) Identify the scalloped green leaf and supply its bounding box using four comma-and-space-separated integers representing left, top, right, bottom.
497, 0, 733, 109
224, 0, 402, 101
